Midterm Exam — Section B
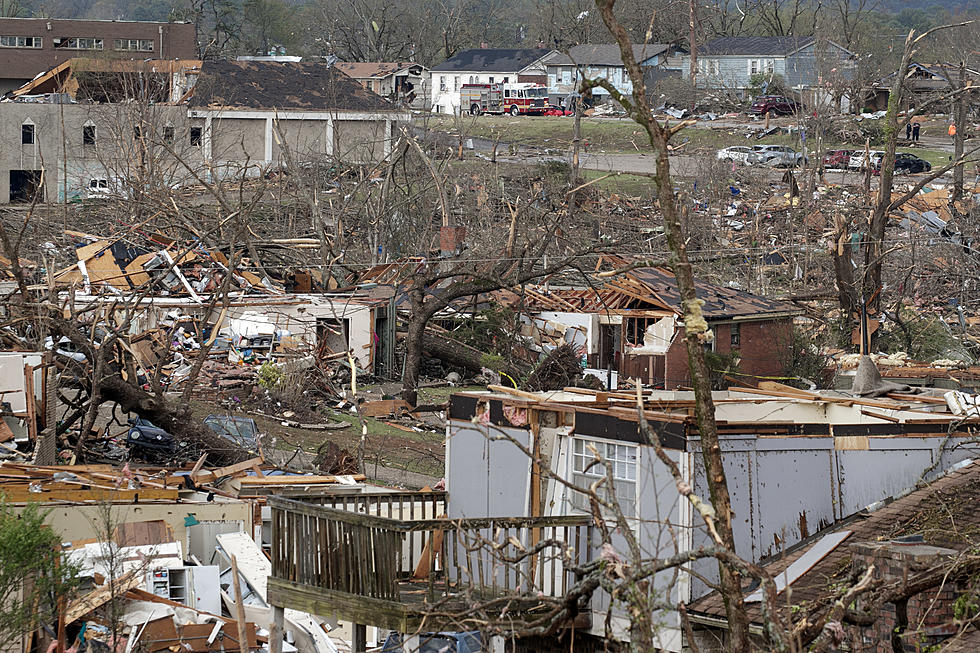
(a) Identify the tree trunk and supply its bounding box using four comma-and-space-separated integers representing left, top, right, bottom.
865, 32, 914, 338
99, 376, 251, 465
400, 297, 427, 406
592, 2, 752, 649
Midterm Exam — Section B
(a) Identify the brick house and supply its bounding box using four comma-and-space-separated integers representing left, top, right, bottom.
0, 18, 196, 94
523, 258, 800, 389
687, 459, 980, 652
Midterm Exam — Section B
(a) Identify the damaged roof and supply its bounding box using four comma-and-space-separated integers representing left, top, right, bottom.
189, 60, 398, 112
525, 256, 801, 320
688, 459, 980, 628
430, 48, 553, 73
335, 61, 422, 79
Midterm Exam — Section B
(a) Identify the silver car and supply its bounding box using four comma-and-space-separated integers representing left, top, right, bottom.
753, 145, 806, 167
716, 146, 761, 165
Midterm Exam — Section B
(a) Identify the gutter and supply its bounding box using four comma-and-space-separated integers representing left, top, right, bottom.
686, 611, 766, 636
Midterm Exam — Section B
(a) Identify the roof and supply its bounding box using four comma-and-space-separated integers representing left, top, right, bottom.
526, 257, 801, 320
430, 48, 553, 73
8, 58, 201, 100
547, 43, 669, 67
689, 459, 980, 628
189, 60, 398, 112
335, 61, 421, 79
699, 36, 816, 56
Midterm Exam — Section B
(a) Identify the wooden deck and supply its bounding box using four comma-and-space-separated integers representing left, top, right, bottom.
267, 493, 594, 631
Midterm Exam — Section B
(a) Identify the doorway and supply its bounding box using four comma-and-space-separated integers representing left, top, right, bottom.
10, 170, 43, 203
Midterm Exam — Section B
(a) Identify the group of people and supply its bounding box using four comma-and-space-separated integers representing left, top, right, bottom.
905, 120, 922, 141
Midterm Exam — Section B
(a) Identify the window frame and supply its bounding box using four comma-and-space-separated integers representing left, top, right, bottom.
82, 124, 96, 146
21, 123, 34, 145
113, 38, 154, 52
189, 126, 203, 147
58, 37, 103, 50
0, 36, 41, 48
569, 436, 638, 518
730, 322, 741, 348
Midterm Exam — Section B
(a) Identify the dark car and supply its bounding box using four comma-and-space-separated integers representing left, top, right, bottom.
381, 632, 482, 653
822, 149, 854, 170
747, 95, 798, 116
873, 153, 932, 175
127, 417, 176, 455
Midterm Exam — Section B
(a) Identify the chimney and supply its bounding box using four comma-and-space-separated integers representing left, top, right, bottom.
848, 540, 959, 652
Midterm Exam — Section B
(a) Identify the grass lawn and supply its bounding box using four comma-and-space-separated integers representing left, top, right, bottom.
425, 115, 955, 170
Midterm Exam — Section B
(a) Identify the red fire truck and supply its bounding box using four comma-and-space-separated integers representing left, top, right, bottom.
460, 82, 551, 116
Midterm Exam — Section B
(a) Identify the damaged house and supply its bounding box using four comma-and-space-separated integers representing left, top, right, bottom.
520, 259, 801, 388
264, 384, 980, 651
0, 57, 409, 203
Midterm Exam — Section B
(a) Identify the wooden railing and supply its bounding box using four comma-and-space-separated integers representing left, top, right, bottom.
268, 496, 594, 606
292, 491, 447, 521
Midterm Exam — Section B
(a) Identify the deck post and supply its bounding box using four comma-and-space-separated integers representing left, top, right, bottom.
269, 605, 285, 653
352, 624, 367, 652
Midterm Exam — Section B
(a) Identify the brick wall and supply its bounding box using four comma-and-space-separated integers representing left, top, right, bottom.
847, 541, 960, 652
663, 317, 793, 389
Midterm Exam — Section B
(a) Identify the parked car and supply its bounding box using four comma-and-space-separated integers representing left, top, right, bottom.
848, 150, 884, 170
822, 149, 855, 170
381, 632, 482, 653
716, 146, 761, 165
753, 144, 806, 167
891, 152, 933, 174
747, 95, 798, 116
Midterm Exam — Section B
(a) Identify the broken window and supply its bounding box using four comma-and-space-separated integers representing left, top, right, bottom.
0, 36, 41, 48
731, 322, 741, 348
189, 126, 202, 146
82, 124, 96, 146
9, 170, 43, 203
21, 123, 34, 145
163, 126, 175, 143
570, 437, 637, 517
57, 37, 103, 50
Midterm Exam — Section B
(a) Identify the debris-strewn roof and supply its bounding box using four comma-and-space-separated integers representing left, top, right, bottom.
699, 36, 816, 56
627, 265, 801, 319
525, 257, 801, 319
189, 60, 397, 112
335, 61, 418, 79
430, 48, 553, 73
547, 43, 669, 67
689, 460, 980, 626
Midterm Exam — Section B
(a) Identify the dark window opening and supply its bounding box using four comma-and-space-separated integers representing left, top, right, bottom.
82, 125, 96, 145
163, 126, 175, 143
10, 170, 43, 203
133, 125, 142, 140
190, 126, 202, 146
731, 323, 741, 348
21, 123, 34, 145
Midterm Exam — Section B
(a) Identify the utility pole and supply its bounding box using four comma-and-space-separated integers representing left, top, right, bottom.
689, 0, 698, 110
953, 61, 967, 206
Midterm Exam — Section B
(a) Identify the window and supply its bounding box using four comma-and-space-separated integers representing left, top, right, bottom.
749, 59, 775, 75
697, 58, 720, 76
21, 123, 34, 145
439, 76, 446, 92
82, 125, 96, 146
57, 37, 103, 50
730, 322, 741, 348
453, 76, 459, 91
0, 36, 41, 48
571, 437, 638, 517
163, 126, 175, 143
189, 126, 202, 146
502, 76, 509, 83
488, 76, 494, 83
114, 38, 154, 52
